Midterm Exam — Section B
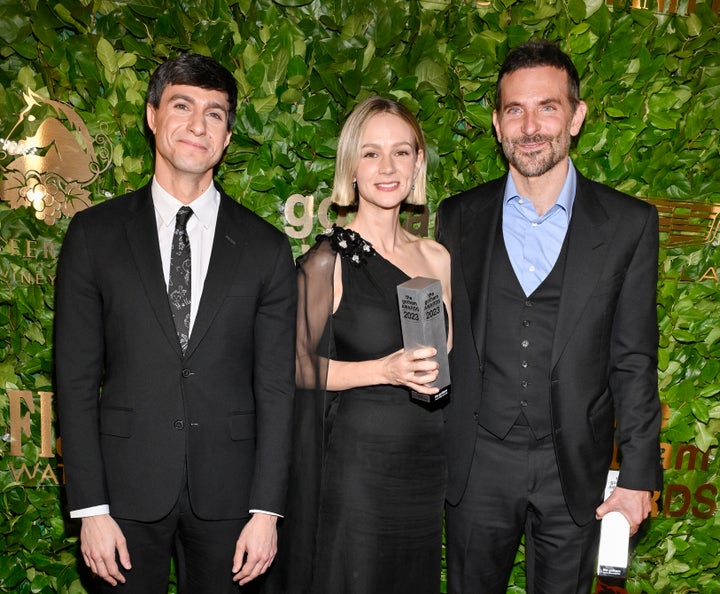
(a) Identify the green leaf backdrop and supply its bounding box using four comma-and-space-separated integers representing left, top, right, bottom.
1, 0, 719, 592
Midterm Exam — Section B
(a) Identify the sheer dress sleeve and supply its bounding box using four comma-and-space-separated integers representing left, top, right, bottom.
273, 238, 337, 593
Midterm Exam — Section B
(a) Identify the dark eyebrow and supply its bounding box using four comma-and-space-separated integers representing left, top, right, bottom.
502, 97, 561, 110
168, 93, 195, 104
168, 93, 228, 114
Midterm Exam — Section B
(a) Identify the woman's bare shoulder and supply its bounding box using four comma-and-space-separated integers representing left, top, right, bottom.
411, 235, 450, 264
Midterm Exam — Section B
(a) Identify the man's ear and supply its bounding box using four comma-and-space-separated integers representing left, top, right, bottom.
146, 103, 157, 135
571, 100, 587, 136
492, 110, 502, 142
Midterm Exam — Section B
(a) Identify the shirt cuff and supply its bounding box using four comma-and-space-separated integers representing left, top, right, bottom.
70, 504, 110, 519
250, 509, 283, 518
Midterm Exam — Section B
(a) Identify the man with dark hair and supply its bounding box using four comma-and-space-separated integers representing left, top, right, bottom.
437, 40, 662, 593
56, 53, 296, 593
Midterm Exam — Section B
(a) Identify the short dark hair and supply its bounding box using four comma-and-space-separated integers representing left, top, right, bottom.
147, 53, 238, 131
495, 40, 580, 110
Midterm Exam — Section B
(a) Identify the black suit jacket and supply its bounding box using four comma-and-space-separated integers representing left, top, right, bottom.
55, 183, 296, 522
437, 172, 663, 524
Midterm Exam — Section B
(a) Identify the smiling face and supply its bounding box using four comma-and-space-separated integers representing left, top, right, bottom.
146, 84, 232, 196
353, 112, 424, 211
493, 66, 586, 180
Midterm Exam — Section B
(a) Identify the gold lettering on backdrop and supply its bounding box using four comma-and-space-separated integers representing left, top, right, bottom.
0, 269, 55, 287
8, 389, 54, 457
0, 236, 60, 296
662, 483, 717, 519
284, 193, 431, 252
0, 89, 112, 225
587, 403, 717, 519
284, 195, 718, 251
607, 0, 715, 16
283, 193, 350, 253
4, 390, 63, 486
665, 265, 720, 284
649, 198, 720, 247
8, 389, 32, 457
284, 193, 316, 242
698, 267, 720, 282
659, 442, 715, 472
0, 238, 60, 260
404, 209, 430, 238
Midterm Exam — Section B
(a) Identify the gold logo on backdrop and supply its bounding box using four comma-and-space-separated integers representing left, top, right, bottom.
0, 89, 111, 225
648, 198, 720, 247
608, 0, 719, 16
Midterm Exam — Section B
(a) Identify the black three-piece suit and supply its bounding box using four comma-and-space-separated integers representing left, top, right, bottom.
437, 172, 663, 592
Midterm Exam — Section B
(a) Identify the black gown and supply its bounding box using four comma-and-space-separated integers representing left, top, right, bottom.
307, 227, 447, 594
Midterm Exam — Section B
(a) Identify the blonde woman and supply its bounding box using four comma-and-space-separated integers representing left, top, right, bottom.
277, 97, 452, 594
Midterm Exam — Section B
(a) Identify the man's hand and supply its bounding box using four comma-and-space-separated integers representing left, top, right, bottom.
80, 514, 131, 586
595, 486, 652, 536
232, 513, 278, 585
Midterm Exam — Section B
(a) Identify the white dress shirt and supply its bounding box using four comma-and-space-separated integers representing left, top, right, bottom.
152, 177, 219, 334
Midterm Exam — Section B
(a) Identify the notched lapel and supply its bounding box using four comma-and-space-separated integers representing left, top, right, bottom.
125, 191, 183, 357
551, 190, 611, 367
185, 196, 245, 357
460, 190, 503, 364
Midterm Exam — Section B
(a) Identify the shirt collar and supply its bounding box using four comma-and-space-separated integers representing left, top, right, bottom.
503, 158, 577, 222
151, 177, 219, 229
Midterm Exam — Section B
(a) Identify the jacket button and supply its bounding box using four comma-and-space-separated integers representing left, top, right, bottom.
520, 400, 528, 407
181, 368, 192, 378
173, 420, 184, 430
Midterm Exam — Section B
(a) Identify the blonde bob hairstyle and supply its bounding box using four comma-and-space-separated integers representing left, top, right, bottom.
330, 96, 427, 207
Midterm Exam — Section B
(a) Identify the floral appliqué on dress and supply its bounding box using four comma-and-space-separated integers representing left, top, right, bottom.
317, 225, 375, 266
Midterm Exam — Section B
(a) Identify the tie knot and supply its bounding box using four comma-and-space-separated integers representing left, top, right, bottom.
175, 206, 193, 230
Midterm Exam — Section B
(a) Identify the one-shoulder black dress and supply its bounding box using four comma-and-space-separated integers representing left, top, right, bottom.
308, 227, 446, 594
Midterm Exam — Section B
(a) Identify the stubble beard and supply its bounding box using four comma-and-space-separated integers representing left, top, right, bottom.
501, 129, 572, 178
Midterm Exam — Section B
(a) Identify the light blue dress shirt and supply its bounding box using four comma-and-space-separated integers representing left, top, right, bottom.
502, 159, 577, 296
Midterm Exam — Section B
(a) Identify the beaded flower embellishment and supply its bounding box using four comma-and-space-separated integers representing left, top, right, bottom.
318, 225, 375, 266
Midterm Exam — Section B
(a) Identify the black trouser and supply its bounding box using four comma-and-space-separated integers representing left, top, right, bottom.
446, 423, 600, 594
105, 481, 251, 594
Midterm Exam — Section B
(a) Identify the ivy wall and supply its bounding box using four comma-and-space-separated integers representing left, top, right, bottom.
1, 0, 719, 592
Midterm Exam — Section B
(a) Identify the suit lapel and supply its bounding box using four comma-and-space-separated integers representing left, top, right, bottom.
551, 175, 612, 367
185, 190, 245, 358
125, 185, 184, 357
461, 178, 504, 363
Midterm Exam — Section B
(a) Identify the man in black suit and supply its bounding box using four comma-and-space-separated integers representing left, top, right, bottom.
436, 40, 662, 593
55, 54, 296, 593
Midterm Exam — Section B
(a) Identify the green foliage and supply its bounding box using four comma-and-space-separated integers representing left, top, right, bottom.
1, 0, 719, 592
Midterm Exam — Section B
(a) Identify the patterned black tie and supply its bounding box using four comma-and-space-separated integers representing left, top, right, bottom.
168, 206, 193, 352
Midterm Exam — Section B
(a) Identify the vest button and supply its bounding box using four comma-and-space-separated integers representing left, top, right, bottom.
173, 419, 184, 430
520, 400, 528, 407
521, 339, 530, 348
521, 360, 529, 368
522, 320, 530, 327
520, 380, 528, 389
181, 368, 192, 378
525, 300, 534, 307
